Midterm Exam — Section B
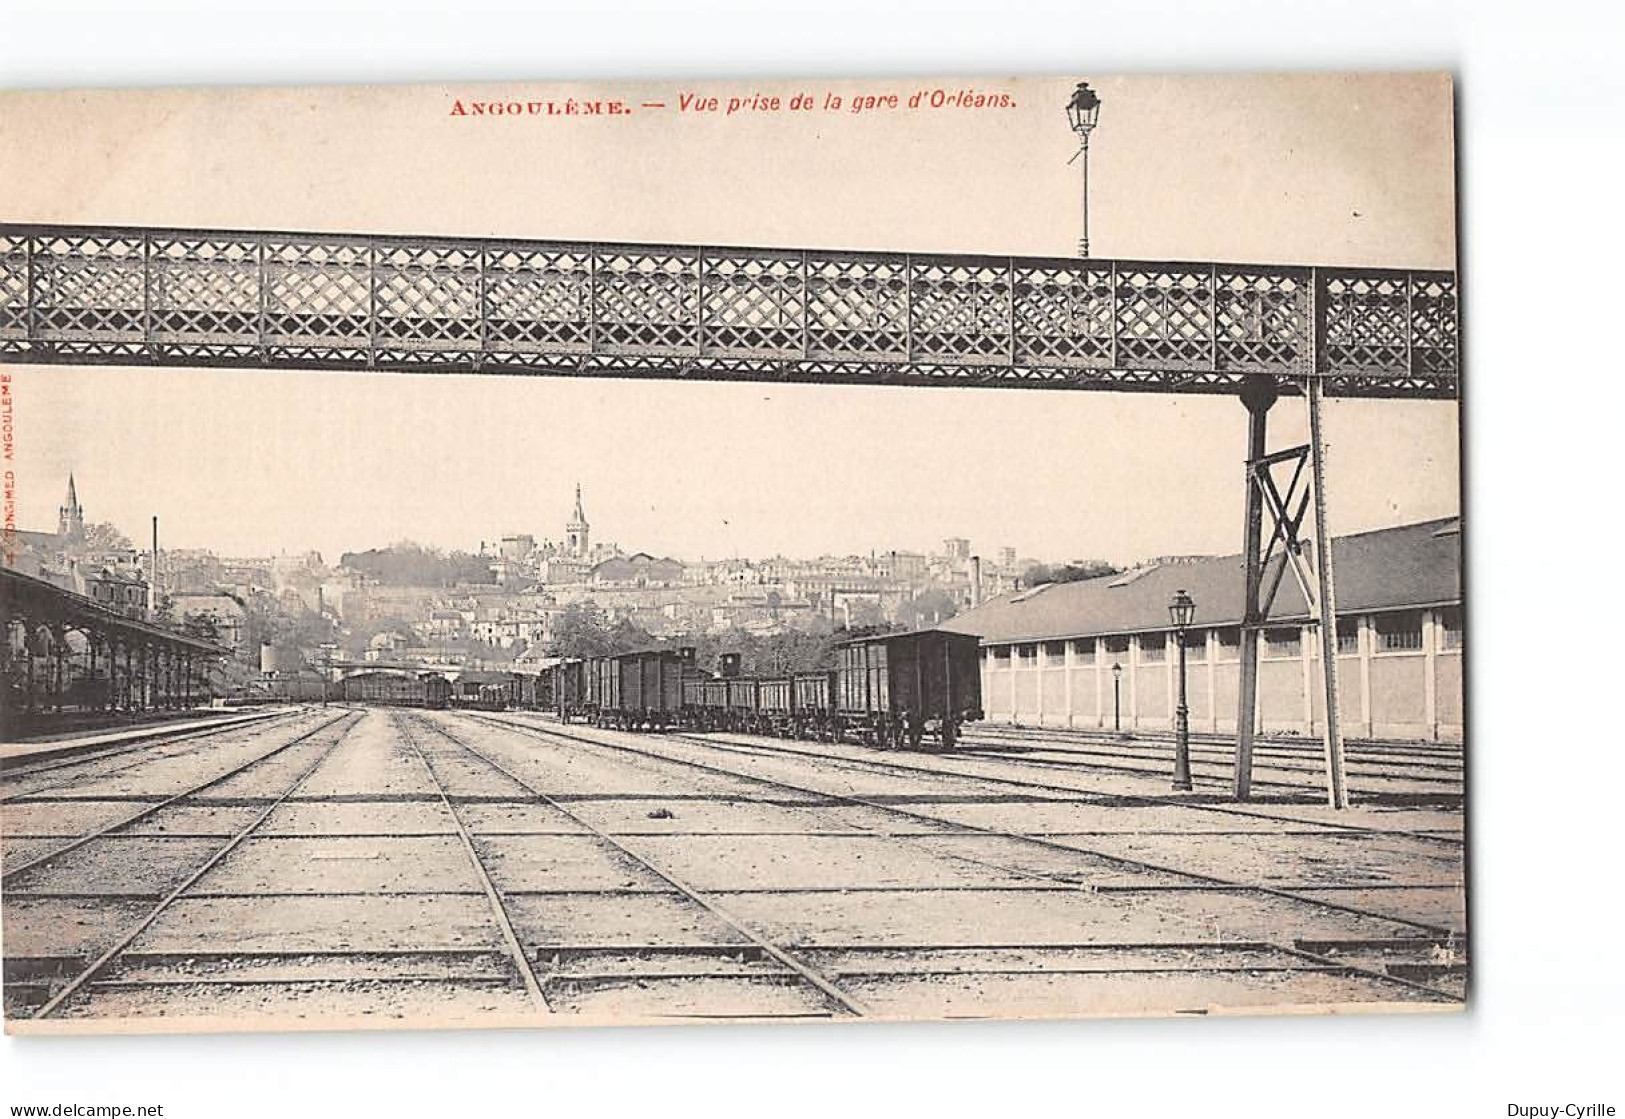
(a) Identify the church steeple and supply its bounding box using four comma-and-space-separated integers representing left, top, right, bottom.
566, 483, 590, 559
58, 473, 85, 540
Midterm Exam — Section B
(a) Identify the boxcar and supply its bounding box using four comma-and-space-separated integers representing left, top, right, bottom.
551, 658, 587, 721
592, 649, 688, 731
832, 628, 983, 750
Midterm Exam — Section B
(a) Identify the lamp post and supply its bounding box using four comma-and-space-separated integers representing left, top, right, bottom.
1111, 660, 1123, 733
1065, 81, 1102, 258
1169, 589, 1196, 791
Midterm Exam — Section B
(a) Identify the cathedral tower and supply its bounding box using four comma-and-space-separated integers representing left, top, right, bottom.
57, 473, 85, 540
565, 483, 590, 559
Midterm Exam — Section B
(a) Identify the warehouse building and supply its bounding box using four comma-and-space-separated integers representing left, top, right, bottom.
943, 517, 1463, 743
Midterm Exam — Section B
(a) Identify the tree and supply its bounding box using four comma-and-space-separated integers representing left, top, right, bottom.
897, 589, 959, 629
181, 614, 222, 643
235, 589, 339, 668
546, 603, 654, 659
1022, 559, 1121, 586
84, 522, 133, 551
340, 542, 496, 587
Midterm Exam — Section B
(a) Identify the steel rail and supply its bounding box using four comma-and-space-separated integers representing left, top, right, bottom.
447, 714, 1227, 896
461, 713, 1461, 997
949, 734, 1458, 795
0, 709, 294, 783
390, 711, 552, 1014
966, 721, 1467, 760
2, 708, 356, 883
491, 711, 1463, 847
404, 711, 873, 1017
7, 941, 1447, 1012
657, 723, 1466, 848
958, 731, 1466, 778
666, 717, 1453, 803
0, 708, 304, 802
951, 740, 1464, 788
634, 729, 1464, 945
29, 710, 364, 1018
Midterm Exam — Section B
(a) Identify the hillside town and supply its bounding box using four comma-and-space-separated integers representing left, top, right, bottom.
4, 475, 1049, 684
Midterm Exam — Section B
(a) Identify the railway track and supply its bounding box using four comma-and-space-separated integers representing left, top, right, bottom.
957, 727, 1464, 786
4, 706, 1465, 1022
521, 715, 1464, 848
719, 728, 1464, 817
403, 710, 870, 1018
7, 708, 363, 1018
389, 711, 552, 1014
0, 708, 297, 784
453, 711, 1463, 1004
3, 708, 353, 882
1, 707, 305, 806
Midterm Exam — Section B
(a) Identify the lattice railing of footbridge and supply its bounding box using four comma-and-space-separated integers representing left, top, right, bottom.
0, 225, 1457, 399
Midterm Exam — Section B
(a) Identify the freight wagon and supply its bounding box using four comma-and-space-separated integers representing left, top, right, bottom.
550, 658, 588, 721
585, 648, 693, 730
673, 628, 983, 750
832, 628, 983, 750
337, 670, 452, 708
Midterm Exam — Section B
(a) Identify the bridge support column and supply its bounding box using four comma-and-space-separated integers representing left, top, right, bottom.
1232, 375, 1276, 801
1230, 374, 1350, 808
1306, 376, 1349, 809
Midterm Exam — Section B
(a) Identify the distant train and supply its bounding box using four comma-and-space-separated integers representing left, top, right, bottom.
545, 628, 983, 751
334, 668, 548, 710
336, 669, 453, 708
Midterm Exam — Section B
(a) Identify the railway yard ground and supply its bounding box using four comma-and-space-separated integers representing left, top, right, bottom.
0, 705, 1467, 1030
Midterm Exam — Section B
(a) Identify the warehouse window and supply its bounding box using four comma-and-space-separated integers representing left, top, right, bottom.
1044, 641, 1068, 666
1215, 627, 1241, 661
1375, 610, 1424, 652
1071, 639, 1096, 664
1017, 643, 1038, 665
1436, 606, 1463, 651
1104, 635, 1130, 656
1264, 626, 1302, 658
1337, 618, 1360, 655
989, 645, 1010, 664
1180, 628, 1207, 656
1138, 633, 1166, 662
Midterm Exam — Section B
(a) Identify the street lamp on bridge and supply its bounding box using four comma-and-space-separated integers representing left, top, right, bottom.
1168, 588, 1196, 791
1065, 81, 1102, 258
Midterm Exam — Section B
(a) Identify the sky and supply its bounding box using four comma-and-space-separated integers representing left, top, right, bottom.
1, 72, 1459, 567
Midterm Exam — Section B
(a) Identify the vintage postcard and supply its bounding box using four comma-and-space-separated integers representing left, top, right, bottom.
0, 72, 1463, 1034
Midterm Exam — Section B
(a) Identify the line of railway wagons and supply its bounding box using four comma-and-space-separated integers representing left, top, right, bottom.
332, 670, 515, 710
544, 628, 984, 751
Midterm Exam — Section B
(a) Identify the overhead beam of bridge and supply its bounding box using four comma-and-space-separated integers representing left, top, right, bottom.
0, 224, 1457, 399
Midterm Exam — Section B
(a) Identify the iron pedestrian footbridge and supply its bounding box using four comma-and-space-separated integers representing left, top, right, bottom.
0, 221, 1462, 807
0, 224, 1457, 399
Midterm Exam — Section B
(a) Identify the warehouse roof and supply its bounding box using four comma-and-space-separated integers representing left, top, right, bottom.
941, 517, 1460, 645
